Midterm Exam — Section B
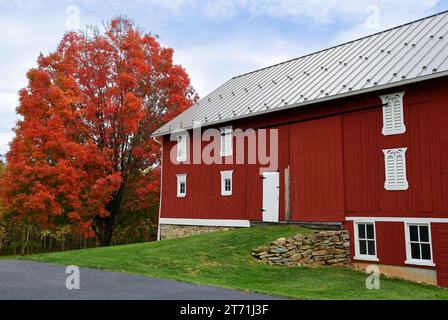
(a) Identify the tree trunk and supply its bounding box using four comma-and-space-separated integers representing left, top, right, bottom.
96, 186, 124, 247
98, 216, 115, 247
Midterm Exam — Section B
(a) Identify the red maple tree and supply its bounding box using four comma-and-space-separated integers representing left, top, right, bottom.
1, 17, 196, 246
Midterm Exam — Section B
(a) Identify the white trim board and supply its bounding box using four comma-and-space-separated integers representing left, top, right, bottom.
159, 218, 251, 228
346, 217, 448, 224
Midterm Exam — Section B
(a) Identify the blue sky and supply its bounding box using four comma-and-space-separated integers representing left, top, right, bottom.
1, 0, 448, 155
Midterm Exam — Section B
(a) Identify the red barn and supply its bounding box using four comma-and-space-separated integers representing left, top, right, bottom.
152, 11, 448, 287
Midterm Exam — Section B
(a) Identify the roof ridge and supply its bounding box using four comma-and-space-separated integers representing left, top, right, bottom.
232, 9, 448, 80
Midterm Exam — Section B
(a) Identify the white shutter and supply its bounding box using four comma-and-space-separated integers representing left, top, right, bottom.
177, 134, 187, 162
383, 148, 409, 190
220, 132, 226, 155
395, 153, 406, 187
220, 126, 233, 157
380, 92, 406, 136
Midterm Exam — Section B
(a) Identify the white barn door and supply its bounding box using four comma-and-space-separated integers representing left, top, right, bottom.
262, 172, 280, 222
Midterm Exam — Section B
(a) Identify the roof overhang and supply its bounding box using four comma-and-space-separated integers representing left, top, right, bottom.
151, 70, 448, 137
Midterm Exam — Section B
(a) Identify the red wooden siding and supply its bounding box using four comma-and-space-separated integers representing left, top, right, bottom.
342, 110, 381, 213
161, 134, 248, 220
290, 117, 345, 222
342, 79, 448, 218
159, 77, 448, 287
160, 126, 290, 221
243, 125, 291, 221
433, 223, 448, 287
345, 221, 408, 266
160, 77, 448, 222
346, 220, 443, 274
374, 222, 407, 266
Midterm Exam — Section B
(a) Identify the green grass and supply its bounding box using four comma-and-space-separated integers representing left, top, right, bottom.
22, 225, 448, 300
0, 255, 14, 260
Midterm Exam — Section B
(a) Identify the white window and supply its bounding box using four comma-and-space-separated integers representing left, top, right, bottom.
404, 223, 435, 266
220, 170, 233, 196
176, 174, 187, 198
220, 126, 233, 157
380, 91, 406, 136
176, 134, 187, 162
354, 222, 379, 261
383, 148, 409, 191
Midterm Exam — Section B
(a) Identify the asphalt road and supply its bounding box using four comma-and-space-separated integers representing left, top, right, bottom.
0, 260, 279, 300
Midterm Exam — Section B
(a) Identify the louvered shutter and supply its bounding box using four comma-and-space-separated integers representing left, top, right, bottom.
383, 148, 409, 190
386, 153, 396, 186
395, 152, 406, 187
380, 92, 406, 136
220, 126, 233, 157
177, 134, 187, 162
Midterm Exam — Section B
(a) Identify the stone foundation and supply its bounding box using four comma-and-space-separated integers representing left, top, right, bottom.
252, 230, 351, 267
159, 224, 235, 240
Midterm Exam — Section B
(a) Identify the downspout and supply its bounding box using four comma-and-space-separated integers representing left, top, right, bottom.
153, 135, 163, 241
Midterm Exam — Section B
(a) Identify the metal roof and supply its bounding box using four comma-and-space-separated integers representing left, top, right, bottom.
153, 10, 448, 136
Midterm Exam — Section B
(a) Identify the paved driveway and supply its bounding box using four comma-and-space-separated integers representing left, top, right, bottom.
0, 260, 279, 300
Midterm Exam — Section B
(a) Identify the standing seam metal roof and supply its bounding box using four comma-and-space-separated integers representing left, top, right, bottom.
153, 10, 448, 136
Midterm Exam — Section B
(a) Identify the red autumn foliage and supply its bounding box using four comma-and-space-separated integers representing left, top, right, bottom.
1, 17, 197, 245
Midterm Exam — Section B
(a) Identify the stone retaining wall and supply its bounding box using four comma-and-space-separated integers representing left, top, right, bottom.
159, 224, 235, 240
252, 230, 351, 267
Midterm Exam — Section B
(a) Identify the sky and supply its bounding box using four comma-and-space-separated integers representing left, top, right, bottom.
1, 0, 448, 155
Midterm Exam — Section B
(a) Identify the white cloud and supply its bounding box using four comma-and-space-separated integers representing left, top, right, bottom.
127, 0, 442, 24
0, 91, 19, 155
0, 0, 42, 9
203, 0, 240, 21
331, 0, 441, 44
0, 132, 14, 155
0, 7, 71, 154
174, 37, 308, 96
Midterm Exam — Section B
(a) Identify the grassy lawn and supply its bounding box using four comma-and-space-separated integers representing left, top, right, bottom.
22, 225, 448, 300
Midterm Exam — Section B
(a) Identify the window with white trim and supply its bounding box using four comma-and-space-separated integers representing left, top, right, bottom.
354, 222, 378, 261
220, 170, 233, 196
380, 91, 406, 136
176, 134, 187, 162
220, 126, 233, 157
176, 174, 187, 198
405, 223, 434, 266
383, 148, 409, 191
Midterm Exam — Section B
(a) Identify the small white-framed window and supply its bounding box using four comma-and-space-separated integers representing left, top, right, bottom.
220, 126, 233, 157
380, 91, 406, 136
176, 134, 187, 162
354, 222, 379, 261
404, 223, 435, 267
220, 170, 233, 196
176, 174, 187, 198
383, 148, 409, 191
